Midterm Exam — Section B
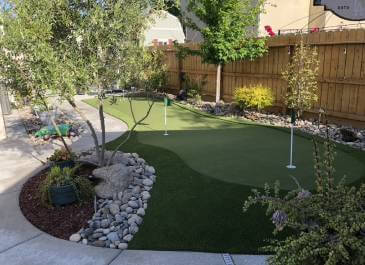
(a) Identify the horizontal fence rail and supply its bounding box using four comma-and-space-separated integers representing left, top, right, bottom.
162, 29, 365, 124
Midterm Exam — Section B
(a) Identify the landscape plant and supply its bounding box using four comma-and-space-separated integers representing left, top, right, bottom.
183, 75, 207, 103
180, 0, 268, 102
282, 40, 320, 117
48, 148, 76, 163
234, 85, 274, 111
243, 135, 365, 265
40, 166, 94, 207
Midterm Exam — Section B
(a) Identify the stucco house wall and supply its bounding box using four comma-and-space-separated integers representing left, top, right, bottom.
259, 0, 311, 36
182, 0, 365, 42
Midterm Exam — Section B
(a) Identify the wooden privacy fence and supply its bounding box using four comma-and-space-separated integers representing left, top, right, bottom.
162, 29, 365, 124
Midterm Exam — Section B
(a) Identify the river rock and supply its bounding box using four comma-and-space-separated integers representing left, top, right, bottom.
145, 166, 155, 176
93, 240, 106, 247
142, 179, 153, 187
109, 203, 120, 215
123, 234, 133, 242
141, 191, 151, 200
118, 243, 128, 250
107, 232, 119, 242
137, 208, 145, 216
128, 201, 139, 209
69, 234, 81, 242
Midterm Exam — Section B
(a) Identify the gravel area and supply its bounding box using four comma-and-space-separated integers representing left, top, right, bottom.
176, 99, 365, 151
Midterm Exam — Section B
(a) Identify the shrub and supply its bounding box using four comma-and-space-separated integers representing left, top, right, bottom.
234, 85, 274, 111
184, 75, 207, 103
48, 148, 76, 163
40, 166, 94, 207
243, 135, 365, 265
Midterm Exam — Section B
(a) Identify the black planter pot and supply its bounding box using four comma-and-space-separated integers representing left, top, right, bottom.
50, 184, 77, 207
54, 160, 75, 170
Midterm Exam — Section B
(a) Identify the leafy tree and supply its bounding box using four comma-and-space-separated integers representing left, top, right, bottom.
165, 0, 181, 18
0, 0, 166, 166
182, 0, 268, 102
282, 40, 320, 117
244, 134, 365, 265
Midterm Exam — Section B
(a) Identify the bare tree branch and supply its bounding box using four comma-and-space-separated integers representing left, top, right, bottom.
37, 93, 72, 155
107, 92, 155, 167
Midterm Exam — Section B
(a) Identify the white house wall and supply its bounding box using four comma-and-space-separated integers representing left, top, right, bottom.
144, 11, 185, 46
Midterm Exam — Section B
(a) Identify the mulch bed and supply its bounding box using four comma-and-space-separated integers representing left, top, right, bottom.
19, 164, 96, 240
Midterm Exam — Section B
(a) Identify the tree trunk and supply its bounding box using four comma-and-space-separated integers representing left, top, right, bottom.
67, 98, 101, 165
50, 116, 72, 155
99, 100, 106, 167
37, 93, 71, 156
215, 63, 222, 103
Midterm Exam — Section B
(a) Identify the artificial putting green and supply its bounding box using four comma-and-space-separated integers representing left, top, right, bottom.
85, 98, 365, 253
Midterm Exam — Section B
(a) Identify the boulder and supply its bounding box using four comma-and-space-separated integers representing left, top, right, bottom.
79, 151, 130, 166
340, 128, 358, 142
93, 164, 133, 199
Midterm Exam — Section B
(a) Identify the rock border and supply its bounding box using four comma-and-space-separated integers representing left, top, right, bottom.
69, 151, 156, 250
175, 99, 365, 151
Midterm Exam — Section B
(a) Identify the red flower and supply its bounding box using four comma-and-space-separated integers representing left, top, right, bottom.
265, 25, 275, 37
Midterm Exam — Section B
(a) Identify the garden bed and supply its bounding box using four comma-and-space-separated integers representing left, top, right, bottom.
19, 164, 97, 240
174, 98, 365, 151
18, 106, 87, 145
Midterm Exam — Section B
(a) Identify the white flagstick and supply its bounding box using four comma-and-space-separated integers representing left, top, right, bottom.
164, 102, 168, 136
287, 124, 296, 169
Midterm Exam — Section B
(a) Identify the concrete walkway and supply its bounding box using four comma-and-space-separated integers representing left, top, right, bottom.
0, 96, 268, 265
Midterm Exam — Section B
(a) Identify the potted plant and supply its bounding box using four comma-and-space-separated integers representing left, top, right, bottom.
48, 148, 76, 169
40, 166, 94, 207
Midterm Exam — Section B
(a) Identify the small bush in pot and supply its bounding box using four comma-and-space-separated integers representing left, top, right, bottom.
40, 166, 94, 207
234, 85, 274, 111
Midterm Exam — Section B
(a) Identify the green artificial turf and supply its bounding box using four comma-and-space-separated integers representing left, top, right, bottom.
85, 97, 365, 254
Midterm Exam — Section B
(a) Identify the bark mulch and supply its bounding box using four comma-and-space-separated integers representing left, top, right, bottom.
19, 164, 96, 240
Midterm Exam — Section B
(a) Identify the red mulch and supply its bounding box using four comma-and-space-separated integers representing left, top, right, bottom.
19, 164, 96, 240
